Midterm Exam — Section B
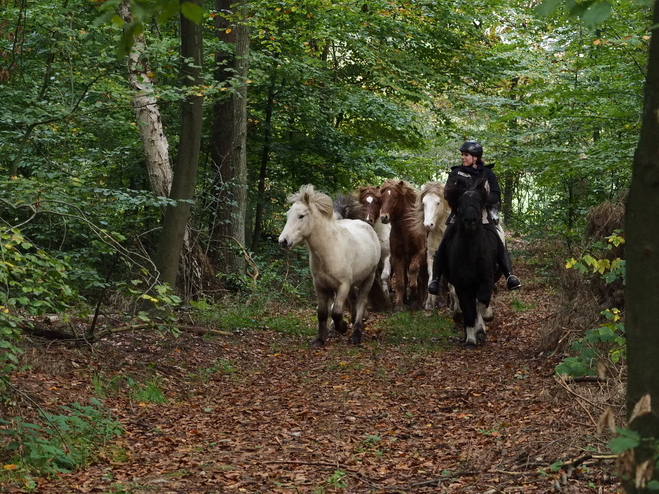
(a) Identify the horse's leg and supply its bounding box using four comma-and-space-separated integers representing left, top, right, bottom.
330, 284, 351, 338
391, 255, 405, 311
350, 274, 376, 345
457, 289, 479, 346
313, 289, 332, 347
476, 279, 494, 322
481, 298, 493, 323
407, 251, 426, 309
424, 250, 436, 311
381, 254, 392, 294
475, 301, 488, 343
348, 286, 359, 325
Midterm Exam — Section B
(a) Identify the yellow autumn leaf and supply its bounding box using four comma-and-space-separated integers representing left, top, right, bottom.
225, 28, 232, 34
3, 464, 18, 470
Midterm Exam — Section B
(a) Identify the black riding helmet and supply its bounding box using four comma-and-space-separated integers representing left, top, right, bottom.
459, 140, 483, 158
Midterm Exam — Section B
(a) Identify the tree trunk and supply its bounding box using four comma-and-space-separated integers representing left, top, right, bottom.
118, 1, 172, 199
153, 0, 204, 291
250, 73, 276, 253
210, 0, 250, 274
621, 1, 659, 492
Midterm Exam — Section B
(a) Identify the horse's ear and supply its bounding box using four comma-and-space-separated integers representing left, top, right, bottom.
301, 184, 314, 205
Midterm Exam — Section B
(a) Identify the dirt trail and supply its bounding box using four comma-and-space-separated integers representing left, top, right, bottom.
3, 254, 622, 493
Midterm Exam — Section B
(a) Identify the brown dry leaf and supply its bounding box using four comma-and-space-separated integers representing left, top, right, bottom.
630, 394, 651, 423
597, 407, 616, 434
635, 459, 653, 488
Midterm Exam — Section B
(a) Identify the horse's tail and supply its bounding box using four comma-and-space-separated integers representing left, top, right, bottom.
368, 275, 392, 312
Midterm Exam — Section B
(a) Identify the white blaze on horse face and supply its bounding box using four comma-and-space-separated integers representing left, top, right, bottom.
364, 195, 376, 222
422, 193, 442, 231
380, 189, 394, 223
279, 202, 311, 249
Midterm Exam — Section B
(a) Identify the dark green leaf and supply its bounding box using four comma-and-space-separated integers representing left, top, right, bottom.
534, 0, 563, 17
180, 2, 203, 24
582, 1, 612, 29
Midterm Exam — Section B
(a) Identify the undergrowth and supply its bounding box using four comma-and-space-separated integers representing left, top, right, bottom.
0, 398, 122, 489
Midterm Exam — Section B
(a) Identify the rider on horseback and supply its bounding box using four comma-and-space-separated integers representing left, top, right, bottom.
428, 140, 522, 295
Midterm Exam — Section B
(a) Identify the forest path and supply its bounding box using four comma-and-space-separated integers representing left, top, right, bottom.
5, 240, 622, 493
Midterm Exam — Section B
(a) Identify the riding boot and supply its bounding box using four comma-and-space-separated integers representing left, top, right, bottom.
496, 236, 521, 290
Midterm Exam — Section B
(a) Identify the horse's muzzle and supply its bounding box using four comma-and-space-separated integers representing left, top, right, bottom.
380, 214, 390, 224
279, 238, 291, 249
461, 217, 478, 231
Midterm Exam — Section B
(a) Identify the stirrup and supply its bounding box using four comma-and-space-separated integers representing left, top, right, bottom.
506, 275, 521, 290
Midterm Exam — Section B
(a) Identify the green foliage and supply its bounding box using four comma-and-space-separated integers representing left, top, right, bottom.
535, 0, 615, 30
189, 359, 237, 381
92, 373, 167, 403
557, 229, 626, 376
607, 427, 659, 490
565, 232, 626, 284
0, 227, 84, 396
0, 399, 123, 476
94, 0, 204, 57
609, 427, 641, 454
129, 376, 167, 404
555, 308, 625, 376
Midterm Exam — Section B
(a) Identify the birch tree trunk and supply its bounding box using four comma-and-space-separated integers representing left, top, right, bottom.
210, 0, 250, 274
118, 1, 172, 199
153, 0, 204, 292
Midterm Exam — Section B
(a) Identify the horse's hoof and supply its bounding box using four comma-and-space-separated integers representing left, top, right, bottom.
350, 335, 363, 345
334, 321, 348, 334
311, 338, 326, 347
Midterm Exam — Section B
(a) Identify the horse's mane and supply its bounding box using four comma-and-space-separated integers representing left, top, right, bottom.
444, 178, 488, 211
288, 184, 335, 219
334, 193, 366, 221
357, 185, 381, 202
380, 179, 418, 207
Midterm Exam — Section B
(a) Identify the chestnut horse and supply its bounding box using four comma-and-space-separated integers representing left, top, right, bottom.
357, 186, 392, 293
412, 181, 451, 311
379, 179, 428, 311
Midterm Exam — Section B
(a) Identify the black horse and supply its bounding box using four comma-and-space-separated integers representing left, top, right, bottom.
441, 179, 503, 345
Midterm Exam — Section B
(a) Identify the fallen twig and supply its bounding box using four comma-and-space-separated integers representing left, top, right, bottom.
382, 471, 479, 490
555, 375, 601, 427
262, 460, 352, 469
566, 376, 615, 384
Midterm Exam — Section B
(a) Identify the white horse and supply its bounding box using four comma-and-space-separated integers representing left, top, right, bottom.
279, 185, 384, 347
412, 182, 450, 311
357, 186, 392, 293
